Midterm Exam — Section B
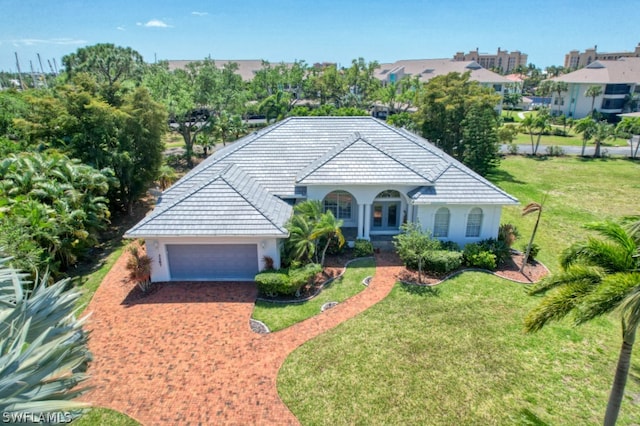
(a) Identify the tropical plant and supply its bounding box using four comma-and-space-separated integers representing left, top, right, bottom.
0, 257, 92, 419
520, 201, 544, 273
574, 117, 597, 156
525, 218, 640, 426
125, 245, 152, 292
310, 210, 345, 267
616, 117, 640, 158
592, 120, 613, 158
586, 85, 603, 117
157, 164, 178, 191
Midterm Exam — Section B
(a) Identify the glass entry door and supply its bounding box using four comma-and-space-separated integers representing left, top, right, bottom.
371, 201, 401, 231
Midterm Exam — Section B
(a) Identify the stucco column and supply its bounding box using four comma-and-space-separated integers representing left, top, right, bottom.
357, 203, 365, 239
363, 204, 371, 240
406, 203, 413, 224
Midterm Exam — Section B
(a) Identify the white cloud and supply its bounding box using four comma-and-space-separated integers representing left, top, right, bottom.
11, 38, 87, 46
192, 11, 208, 16
137, 19, 171, 28
116, 26, 126, 31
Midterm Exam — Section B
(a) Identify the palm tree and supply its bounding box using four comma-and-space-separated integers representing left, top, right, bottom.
285, 213, 316, 263
126, 245, 153, 292
525, 218, 640, 426
575, 117, 597, 156
586, 85, 603, 117
552, 81, 568, 116
520, 201, 543, 273
310, 210, 345, 267
519, 114, 536, 153
532, 108, 551, 155
158, 164, 178, 190
592, 120, 613, 158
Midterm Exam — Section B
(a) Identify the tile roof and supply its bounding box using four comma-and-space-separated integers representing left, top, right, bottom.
552, 57, 640, 84
127, 116, 517, 238
375, 59, 512, 84
126, 164, 292, 237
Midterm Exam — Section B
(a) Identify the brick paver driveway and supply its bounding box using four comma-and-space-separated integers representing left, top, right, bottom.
80, 252, 401, 425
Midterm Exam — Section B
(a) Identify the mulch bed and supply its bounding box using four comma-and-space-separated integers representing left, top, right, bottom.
397, 251, 549, 286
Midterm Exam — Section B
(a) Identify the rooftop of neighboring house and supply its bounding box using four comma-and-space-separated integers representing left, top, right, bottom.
374, 59, 512, 84
552, 57, 640, 84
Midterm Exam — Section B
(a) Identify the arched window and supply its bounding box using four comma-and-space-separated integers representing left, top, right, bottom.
466, 207, 483, 237
323, 191, 353, 220
433, 207, 450, 238
376, 190, 401, 199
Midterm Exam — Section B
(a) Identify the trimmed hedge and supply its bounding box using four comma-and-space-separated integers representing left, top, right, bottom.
255, 263, 322, 296
463, 243, 497, 270
423, 250, 463, 274
354, 239, 374, 257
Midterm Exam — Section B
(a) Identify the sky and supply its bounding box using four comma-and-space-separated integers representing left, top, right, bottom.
1, 0, 640, 73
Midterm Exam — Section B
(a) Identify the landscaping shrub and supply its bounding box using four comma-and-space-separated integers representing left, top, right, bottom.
477, 238, 511, 265
440, 240, 461, 252
324, 235, 346, 255
498, 223, 519, 248
551, 128, 568, 137
354, 239, 374, 257
522, 243, 541, 262
289, 263, 322, 288
423, 250, 463, 274
256, 263, 323, 297
463, 243, 497, 270
255, 270, 295, 296
507, 143, 519, 155
545, 145, 565, 156
393, 222, 441, 270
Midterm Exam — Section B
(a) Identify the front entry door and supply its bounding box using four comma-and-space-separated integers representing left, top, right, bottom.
372, 201, 400, 231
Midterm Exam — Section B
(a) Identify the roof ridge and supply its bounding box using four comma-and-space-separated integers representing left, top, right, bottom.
295, 132, 364, 182
162, 118, 293, 199
126, 164, 233, 235
219, 166, 290, 234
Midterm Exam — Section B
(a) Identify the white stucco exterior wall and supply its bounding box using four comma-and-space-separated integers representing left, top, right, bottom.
144, 236, 283, 282
415, 204, 503, 247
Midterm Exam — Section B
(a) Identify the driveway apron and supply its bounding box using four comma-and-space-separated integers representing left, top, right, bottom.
79, 252, 401, 425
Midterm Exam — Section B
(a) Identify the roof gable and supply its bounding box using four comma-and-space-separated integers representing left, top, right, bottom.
296, 132, 432, 185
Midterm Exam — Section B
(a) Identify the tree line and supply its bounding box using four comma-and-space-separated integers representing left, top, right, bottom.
0, 43, 507, 277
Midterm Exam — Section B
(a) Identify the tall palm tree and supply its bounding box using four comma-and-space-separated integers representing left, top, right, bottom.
575, 117, 597, 156
586, 85, 603, 117
525, 218, 640, 426
285, 213, 316, 263
520, 201, 543, 272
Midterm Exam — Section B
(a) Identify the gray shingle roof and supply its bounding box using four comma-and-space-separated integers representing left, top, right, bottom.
127, 116, 517, 238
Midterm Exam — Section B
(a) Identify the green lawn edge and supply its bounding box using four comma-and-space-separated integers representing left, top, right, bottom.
252, 257, 376, 332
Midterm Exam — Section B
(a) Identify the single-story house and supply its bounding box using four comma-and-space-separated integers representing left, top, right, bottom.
125, 116, 518, 282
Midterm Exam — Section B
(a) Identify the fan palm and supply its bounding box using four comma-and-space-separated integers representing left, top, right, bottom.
525, 218, 640, 426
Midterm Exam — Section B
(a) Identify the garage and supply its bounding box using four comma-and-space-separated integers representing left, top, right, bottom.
166, 244, 259, 281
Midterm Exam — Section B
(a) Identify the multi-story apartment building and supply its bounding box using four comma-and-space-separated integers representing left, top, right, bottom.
549, 57, 640, 119
453, 48, 527, 73
564, 43, 640, 70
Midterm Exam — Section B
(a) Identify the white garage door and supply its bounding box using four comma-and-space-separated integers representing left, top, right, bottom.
166, 244, 259, 281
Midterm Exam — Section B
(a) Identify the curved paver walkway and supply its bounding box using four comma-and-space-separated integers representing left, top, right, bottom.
79, 252, 402, 425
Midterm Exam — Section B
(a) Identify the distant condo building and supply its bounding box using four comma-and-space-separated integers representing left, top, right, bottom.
564, 43, 640, 70
453, 48, 527, 73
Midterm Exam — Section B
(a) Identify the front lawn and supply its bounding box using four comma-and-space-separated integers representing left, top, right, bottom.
252, 257, 375, 332
278, 155, 640, 424
278, 272, 640, 424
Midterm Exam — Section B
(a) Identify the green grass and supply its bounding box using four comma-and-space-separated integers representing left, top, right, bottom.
252, 258, 375, 332
278, 156, 640, 425
73, 408, 140, 425
73, 241, 127, 312
512, 132, 627, 148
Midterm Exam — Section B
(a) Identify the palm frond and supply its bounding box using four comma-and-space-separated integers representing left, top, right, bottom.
576, 272, 640, 325
528, 264, 603, 296
525, 280, 594, 332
